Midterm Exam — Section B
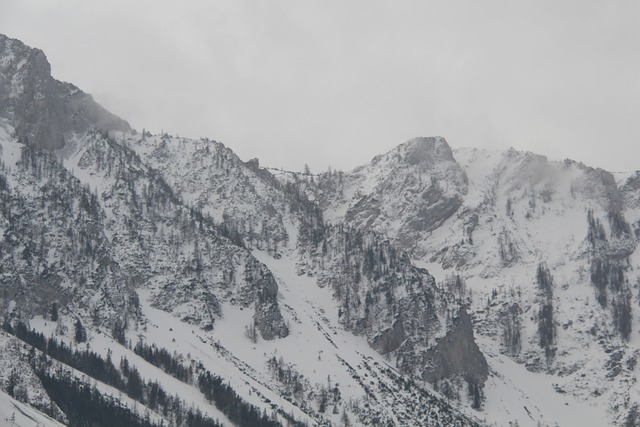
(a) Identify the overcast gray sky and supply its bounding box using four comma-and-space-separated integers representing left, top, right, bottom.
2, 0, 639, 172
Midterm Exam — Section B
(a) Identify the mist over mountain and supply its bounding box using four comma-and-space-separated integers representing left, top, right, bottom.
1, 34, 639, 427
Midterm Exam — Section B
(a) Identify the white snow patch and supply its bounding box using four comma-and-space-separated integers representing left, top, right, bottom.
0, 390, 65, 427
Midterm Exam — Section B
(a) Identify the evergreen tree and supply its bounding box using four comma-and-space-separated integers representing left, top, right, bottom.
74, 319, 87, 343
50, 303, 59, 321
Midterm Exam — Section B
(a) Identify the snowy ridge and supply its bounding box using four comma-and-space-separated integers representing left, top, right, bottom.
121, 131, 290, 248
317, 136, 468, 256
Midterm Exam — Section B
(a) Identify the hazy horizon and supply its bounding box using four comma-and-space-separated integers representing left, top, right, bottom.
2, 0, 639, 173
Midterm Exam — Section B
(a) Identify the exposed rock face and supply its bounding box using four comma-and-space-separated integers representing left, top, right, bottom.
419, 309, 487, 386
620, 171, 640, 208
318, 136, 468, 256
134, 133, 290, 249
0, 147, 142, 330
570, 161, 624, 212
370, 318, 406, 354
302, 225, 488, 389
0, 34, 129, 150
245, 258, 289, 340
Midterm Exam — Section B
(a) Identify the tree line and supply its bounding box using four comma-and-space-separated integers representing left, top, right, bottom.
3, 321, 285, 426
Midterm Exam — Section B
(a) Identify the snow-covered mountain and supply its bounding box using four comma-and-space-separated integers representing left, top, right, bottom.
310, 140, 640, 425
1, 33, 639, 427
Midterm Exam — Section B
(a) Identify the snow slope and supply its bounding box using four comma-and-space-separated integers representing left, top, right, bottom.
0, 390, 65, 427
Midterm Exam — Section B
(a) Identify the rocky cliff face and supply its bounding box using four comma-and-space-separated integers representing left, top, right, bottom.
126, 133, 290, 250
418, 309, 487, 386
0, 144, 141, 331
64, 130, 289, 339
0, 34, 129, 150
291, 220, 488, 404
316, 136, 468, 257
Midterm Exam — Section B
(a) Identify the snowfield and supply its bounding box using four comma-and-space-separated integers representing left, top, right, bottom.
0, 390, 65, 427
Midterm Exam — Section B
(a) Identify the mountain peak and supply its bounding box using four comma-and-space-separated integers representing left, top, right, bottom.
0, 34, 50, 76
378, 136, 455, 168
403, 135, 448, 148
0, 33, 130, 150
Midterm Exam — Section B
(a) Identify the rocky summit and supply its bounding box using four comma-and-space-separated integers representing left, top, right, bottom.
1, 34, 639, 427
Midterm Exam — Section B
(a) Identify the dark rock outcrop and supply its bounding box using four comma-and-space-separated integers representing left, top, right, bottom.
304, 225, 487, 389
245, 258, 289, 340
421, 309, 488, 386
0, 34, 129, 150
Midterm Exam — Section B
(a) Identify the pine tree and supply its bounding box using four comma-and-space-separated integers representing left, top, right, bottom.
318, 386, 328, 413
7, 368, 17, 397
50, 302, 59, 321
341, 408, 351, 426
74, 319, 87, 343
